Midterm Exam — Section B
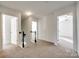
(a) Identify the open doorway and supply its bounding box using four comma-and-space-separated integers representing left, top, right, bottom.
2, 14, 18, 49
57, 12, 73, 49
31, 21, 37, 43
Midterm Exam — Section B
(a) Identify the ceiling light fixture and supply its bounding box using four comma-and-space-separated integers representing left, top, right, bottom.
25, 11, 32, 16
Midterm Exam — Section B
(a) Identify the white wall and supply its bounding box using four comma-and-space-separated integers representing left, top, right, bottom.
38, 15, 57, 43
0, 13, 2, 50
77, 2, 79, 55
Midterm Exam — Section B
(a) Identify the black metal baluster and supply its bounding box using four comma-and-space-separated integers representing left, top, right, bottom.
22, 31, 26, 48
35, 31, 37, 43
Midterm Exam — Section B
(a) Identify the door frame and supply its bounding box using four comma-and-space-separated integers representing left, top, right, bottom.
2, 13, 18, 48
57, 12, 74, 49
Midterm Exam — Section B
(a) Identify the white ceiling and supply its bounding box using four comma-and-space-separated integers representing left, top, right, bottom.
0, 1, 75, 17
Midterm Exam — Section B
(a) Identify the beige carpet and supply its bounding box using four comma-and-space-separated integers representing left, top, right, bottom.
0, 40, 78, 58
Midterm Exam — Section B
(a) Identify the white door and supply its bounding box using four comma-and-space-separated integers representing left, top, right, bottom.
3, 14, 11, 46
11, 17, 18, 45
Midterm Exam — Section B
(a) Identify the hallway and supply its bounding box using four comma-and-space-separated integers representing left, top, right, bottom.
0, 40, 77, 58
0, 1, 78, 58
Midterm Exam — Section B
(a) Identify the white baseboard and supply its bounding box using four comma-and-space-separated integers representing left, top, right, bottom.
54, 42, 58, 46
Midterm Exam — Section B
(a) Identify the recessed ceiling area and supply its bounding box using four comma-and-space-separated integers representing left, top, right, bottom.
0, 1, 75, 18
